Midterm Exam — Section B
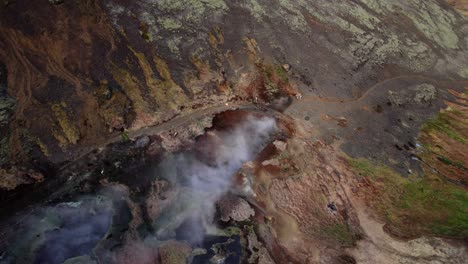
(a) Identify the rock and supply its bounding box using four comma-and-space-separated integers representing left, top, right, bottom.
0, 167, 44, 190
159, 240, 191, 264
282, 64, 291, 72
414, 84, 436, 103
246, 228, 274, 264
0, 94, 14, 126
135, 136, 150, 148
261, 159, 280, 167
210, 238, 237, 264
63, 255, 97, 264
0, 66, 14, 127
217, 194, 255, 222
273, 140, 287, 152
327, 202, 337, 212
388, 83, 437, 106
388, 90, 408, 106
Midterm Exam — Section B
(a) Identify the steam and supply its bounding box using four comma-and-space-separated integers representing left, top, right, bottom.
2, 197, 113, 264
156, 115, 277, 244
1, 115, 278, 263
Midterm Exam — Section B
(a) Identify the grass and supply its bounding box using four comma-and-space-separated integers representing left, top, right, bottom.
437, 156, 466, 170
321, 223, 359, 246
275, 65, 289, 82
350, 158, 468, 238
121, 132, 130, 142
421, 111, 466, 144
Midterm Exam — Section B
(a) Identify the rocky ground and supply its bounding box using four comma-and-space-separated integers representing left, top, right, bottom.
0, 0, 467, 263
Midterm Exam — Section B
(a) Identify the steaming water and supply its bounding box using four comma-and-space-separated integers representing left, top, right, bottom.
1, 198, 113, 264
1, 115, 277, 263
34, 210, 111, 264
155, 115, 277, 244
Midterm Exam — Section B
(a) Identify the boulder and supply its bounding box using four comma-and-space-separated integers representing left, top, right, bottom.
217, 194, 255, 222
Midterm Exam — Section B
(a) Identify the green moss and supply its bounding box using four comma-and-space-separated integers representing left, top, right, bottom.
51, 103, 80, 145
348, 158, 376, 178
157, 17, 183, 31
437, 156, 465, 170
422, 111, 466, 144
141, 31, 150, 41
350, 158, 468, 238
220, 226, 242, 237
275, 66, 289, 82
121, 132, 130, 142
320, 223, 358, 246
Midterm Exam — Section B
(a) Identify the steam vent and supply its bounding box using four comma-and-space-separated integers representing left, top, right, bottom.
1, 0, 468, 263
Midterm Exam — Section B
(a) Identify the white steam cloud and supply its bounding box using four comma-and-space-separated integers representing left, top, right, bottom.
156, 115, 277, 244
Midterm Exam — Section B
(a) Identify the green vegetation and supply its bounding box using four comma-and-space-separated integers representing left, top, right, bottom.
275, 66, 289, 83
121, 132, 130, 142
437, 156, 466, 170
321, 223, 358, 246
421, 110, 466, 144
350, 158, 468, 238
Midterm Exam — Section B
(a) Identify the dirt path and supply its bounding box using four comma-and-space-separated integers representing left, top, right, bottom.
300, 75, 468, 104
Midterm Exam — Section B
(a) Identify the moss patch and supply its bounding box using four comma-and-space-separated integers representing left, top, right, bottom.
350, 158, 468, 238
51, 103, 81, 145
421, 109, 466, 144
320, 223, 359, 247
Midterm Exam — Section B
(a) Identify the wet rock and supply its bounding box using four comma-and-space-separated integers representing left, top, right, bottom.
3, 197, 113, 264
48, 0, 64, 4
63, 255, 97, 264
159, 240, 191, 264
217, 194, 255, 222
146, 180, 176, 221
210, 238, 237, 264
246, 227, 274, 264
0, 136, 9, 166
0, 65, 14, 127
135, 136, 150, 148
0, 93, 14, 126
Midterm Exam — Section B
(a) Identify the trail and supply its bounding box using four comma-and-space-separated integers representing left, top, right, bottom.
299, 75, 468, 104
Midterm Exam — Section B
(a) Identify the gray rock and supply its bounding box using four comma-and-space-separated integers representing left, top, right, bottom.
388, 83, 437, 106
217, 194, 255, 222
135, 136, 150, 148
414, 84, 436, 103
